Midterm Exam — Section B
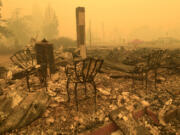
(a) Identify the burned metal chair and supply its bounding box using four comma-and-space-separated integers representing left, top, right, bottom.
130, 49, 167, 90
124, 50, 147, 89
145, 49, 167, 89
131, 63, 146, 89
65, 57, 104, 112
10, 49, 46, 92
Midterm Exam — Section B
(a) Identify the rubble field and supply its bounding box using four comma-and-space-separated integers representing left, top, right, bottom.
0, 47, 180, 135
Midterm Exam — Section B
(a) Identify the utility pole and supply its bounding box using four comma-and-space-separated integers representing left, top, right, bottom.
102, 22, 104, 45
89, 20, 92, 47
0, 0, 2, 19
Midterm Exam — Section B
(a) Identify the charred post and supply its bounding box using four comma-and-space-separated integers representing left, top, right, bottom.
35, 39, 56, 77
76, 7, 87, 59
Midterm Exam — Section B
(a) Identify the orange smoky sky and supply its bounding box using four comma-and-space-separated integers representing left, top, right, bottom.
2, 0, 180, 41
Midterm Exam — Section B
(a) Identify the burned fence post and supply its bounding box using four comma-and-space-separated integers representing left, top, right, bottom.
35, 39, 56, 79
76, 7, 87, 59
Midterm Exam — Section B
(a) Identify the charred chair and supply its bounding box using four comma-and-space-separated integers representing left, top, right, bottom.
131, 49, 167, 90
65, 57, 104, 112
134, 49, 167, 90
131, 63, 146, 89
125, 52, 147, 89
10, 49, 46, 92
144, 49, 167, 89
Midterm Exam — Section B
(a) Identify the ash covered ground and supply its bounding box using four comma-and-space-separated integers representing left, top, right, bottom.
0, 47, 179, 135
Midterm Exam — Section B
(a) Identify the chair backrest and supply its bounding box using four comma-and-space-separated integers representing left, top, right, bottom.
147, 49, 166, 69
10, 49, 35, 70
74, 57, 103, 82
0, 66, 8, 79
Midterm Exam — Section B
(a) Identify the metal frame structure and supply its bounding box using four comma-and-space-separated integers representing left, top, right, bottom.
10, 49, 47, 92
131, 49, 167, 90
65, 57, 104, 111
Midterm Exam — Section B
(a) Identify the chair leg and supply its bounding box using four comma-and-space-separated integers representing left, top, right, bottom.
26, 72, 30, 92
42, 65, 48, 90
44, 75, 48, 92
154, 69, 157, 90
145, 71, 148, 90
84, 82, 87, 97
37, 69, 43, 88
66, 78, 70, 102
38, 68, 47, 90
132, 72, 135, 89
92, 81, 97, 112
74, 83, 78, 111
141, 72, 144, 86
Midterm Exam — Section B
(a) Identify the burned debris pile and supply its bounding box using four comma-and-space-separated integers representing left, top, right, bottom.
0, 45, 180, 135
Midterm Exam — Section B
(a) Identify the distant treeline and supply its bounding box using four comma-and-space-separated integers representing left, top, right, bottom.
0, 3, 65, 54
0, 37, 76, 54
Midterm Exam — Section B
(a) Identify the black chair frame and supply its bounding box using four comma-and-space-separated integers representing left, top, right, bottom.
65, 57, 104, 112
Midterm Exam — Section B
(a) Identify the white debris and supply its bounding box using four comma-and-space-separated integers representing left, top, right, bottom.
8, 91, 24, 108
54, 96, 65, 103
43, 109, 51, 118
60, 116, 66, 122
117, 95, 125, 107
98, 88, 111, 95
149, 126, 160, 135
122, 92, 129, 96
117, 95, 123, 100
6, 71, 12, 80
46, 117, 55, 125
49, 103, 59, 108
99, 113, 105, 121
0, 79, 6, 88
51, 73, 60, 82
114, 87, 119, 91
35, 64, 40, 69
165, 98, 172, 106
104, 117, 109, 122
109, 104, 118, 110
126, 105, 134, 112
123, 116, 128, 121
118, 113, 123, 119
47, 89, 57, 97
78, 117, 84, 124
131, 95, 140, 101
158, 76, 166, 81
141, 100, 150, 107
111, 130, 123, 135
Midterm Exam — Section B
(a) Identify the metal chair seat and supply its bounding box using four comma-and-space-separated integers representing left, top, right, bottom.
10, 49, 45, 92
131, 49, 167, 89
65, 57, 104, 112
